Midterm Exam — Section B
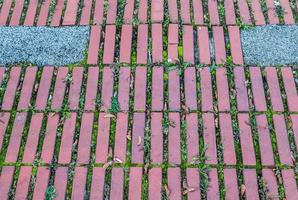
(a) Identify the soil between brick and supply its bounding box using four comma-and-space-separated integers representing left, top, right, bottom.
241, 25, 298, 66
0, 26, 90, 66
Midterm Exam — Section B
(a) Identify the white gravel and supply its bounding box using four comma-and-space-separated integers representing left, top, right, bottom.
0, 26, 90, 66
241, 25, 298, 66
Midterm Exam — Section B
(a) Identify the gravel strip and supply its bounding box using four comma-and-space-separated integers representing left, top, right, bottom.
0, 26, 90, 66
241, 25, 298, 66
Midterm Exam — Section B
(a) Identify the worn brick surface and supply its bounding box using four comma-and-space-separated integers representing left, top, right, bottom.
54, 167, 68, 199
2, 67, 21, 110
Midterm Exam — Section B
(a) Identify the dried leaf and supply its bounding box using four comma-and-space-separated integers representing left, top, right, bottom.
104, 113, 116, 118
183, 187, 195, 195
103, 161, 113, 169
126, 130, 132, 140
137, 136, 142, 146
169, 120, 176, 128
240, 184, 246, 197
108, 147, 113, 158
164, 184, 171, 197
114, 157, 123, 163
144, 163, 149, 174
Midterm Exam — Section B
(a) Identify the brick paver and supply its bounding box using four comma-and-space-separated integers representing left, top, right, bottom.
0, 2, 298, 199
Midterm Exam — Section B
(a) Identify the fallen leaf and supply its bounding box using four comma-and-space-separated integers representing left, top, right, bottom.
103, 161, 113, 169
240, 184, 246, 197
114, 157, 123, 163
144, 163, 149, 174
104, 113, 115, 118
183, 187, 195, 195
164, 184, 171, 197
137, 136, 142, 146
126, 130, 132, 140
169, 120, 176, 128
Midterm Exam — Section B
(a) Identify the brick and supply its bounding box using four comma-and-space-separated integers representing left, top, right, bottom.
193, 0, 204, 25
0, 166, 15, 199
131, 113, 146, 163
186, 113, 199, 163
40, 113, 59, 163
262, 169, 279, 199
148, 168, 162, 200
280, 0, 295, 24
183, 25, 194, 64
22, 113, 43, 163
50, 0, 64, 26
282, 169, 298, 199
290, 114, 298, 152
138, 0, 147, 23
103, 25, 116, 64
106, 0, 117, 24
225, 0, 236, 25
15, 166, 32, 199
243, 169, 259, 199
118, 67, 131, 111
128, 167, 143, 200
168, 24, 178, 62
134, 67, 147, 111
251, 0, 266, 25
123, 0, 134, 23
219, 113, 236, 165
168, 69, 181, 110
200, 67, 213, 112
168, 112, 181, 164
237, 0, 252, 24
224, 169, 239, 200
110, 168, 124, 200
0, 113, 10, 152
36, 0, 51, 26
90, 167, 105, 200
150, 112, 163, 163
208, 0, 220, 25
9, 0, 25, 26
266, 0, 279, 24
17, 67, 37, 110
168, 0, 178, 22
63, 0, 79, 25
234, 67, 249, 111
255, 114, 275, 166
77, 113, 94, 164
167, 168, 181, 200
54, 167, 68, 199
2, 67, 21, 110
151, 67, 164, 111
197, 26, 211, 64
151, 0, 163, 22
213, 26, 226, 64
0, 67, 5, 84
68, 67, 83, 110
84, 67, 99, 110
80, 0, 92, 25
186, 168, 200, 199
216, 68, 230, 111
114, 113, 129, 162
265, 67, 284, 111
207, 169, 219, 199
71, 167, 88, 199
58, 113, 77, 164
184, 67, 198, 110
250, 67, 267, 111
137, 24, 148, 64
202, 113, 217, 164
32, 167, 50, 200
51, 67, 68, 110
119, 25, 133, 63
281, 68, 298, 111
5, 112, 27, 162
87, 26, 102, 65
152, 24, 163, 63
181, 0, 191, 23
238, 113, 256, 165
228, 26, 244, 65
100, 67, 114, 111
95, 113, 110, 163
93, 0, 104, 25
0, 0, 13, 25
35, 67, 54, 110
273, 114, 293, 166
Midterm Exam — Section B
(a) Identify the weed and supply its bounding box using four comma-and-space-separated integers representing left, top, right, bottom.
45, 185, 57, 200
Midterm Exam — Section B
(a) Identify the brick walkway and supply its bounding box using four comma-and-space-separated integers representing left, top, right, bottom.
0, 0, 298, 199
